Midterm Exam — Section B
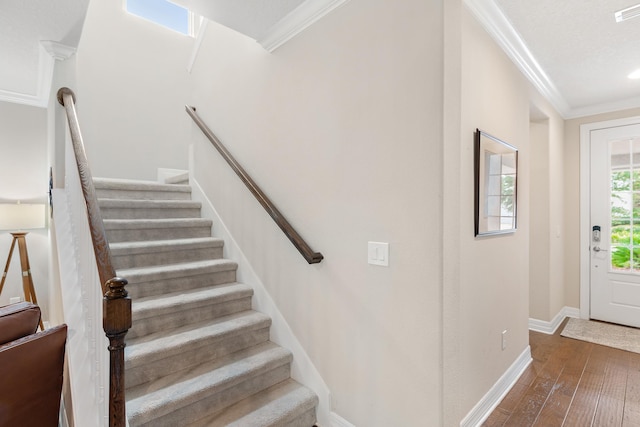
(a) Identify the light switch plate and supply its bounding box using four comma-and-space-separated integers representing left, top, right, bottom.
368, 242, 389, 266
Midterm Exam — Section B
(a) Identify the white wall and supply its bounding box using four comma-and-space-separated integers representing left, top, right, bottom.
74, 0, 193, 181
48, 54, 79, 326
187, 0, 444, 425
547, 103, 566, 319
454, 7, 532, 419
0, 101, 50, 319
529, 120, 550, 320
528, 94, 566, 323
63, 0, 578, 424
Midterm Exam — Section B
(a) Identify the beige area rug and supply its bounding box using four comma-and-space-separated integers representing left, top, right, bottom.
561, 317, 640, 354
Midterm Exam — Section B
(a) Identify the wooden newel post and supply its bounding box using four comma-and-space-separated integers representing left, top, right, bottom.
103, 277, 131, 427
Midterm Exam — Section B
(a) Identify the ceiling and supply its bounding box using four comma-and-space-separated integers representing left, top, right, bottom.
0, 0, 88, 107
467, 0, 640, 118
2, 0, 640, 118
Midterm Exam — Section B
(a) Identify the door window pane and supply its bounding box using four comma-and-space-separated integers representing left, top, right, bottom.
610, 138, 640, 272
612, 245, 632, 270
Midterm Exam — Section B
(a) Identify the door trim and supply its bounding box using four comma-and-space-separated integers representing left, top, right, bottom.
579, 116, 640, 320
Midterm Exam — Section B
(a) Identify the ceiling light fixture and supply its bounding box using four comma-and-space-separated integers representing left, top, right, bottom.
628, 69, 640, 79
615, 3, 640, 22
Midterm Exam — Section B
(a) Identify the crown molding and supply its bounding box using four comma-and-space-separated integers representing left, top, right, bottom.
463, 0, 571, 118
259, 0, 351, 52
41, 40, 77, 61
0, 41, 75, 108
565, 96, 640, 120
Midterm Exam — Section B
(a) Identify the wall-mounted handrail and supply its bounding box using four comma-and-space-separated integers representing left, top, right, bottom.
186, 105, 324, 264
57, 87, 131, 427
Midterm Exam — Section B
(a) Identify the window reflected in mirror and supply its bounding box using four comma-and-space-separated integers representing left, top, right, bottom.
475, 129, 518, 236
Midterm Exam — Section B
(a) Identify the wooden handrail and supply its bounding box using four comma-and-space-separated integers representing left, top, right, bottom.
186, 106, 324, 264
57, 87, 131, 427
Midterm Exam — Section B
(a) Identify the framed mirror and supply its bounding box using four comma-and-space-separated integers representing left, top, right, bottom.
474, 129, 518, 236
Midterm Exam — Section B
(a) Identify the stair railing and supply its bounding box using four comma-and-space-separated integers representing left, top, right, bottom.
57, 87, 131, 427
186, 105, 324, 264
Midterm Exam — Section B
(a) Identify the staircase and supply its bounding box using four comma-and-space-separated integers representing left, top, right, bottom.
94, 177, 318, 427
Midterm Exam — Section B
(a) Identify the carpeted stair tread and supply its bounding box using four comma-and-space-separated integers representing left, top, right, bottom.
126, 310, 271, 368
105, 218, 213, 242
104, 218, 212, 229
126, 342, 292, 426
94, 177, 191, 192
125, 317, 270, 388
99, 198, 202, 219
111, 237, 223, 253
189, 378, 318, 427
132, 282, 253, 320
98, 198, 201, 209
111, 237, 224, 268
126, 341, 285, 399
118, 259, 239, 299
127, 282, 254, 339
118, 258, 238, 281
94, 178, 192, 201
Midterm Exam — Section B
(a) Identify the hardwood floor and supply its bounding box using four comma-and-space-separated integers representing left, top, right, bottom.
483, 319, 640, 426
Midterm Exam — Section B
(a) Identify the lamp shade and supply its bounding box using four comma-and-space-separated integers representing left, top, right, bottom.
0, 203, 46, 230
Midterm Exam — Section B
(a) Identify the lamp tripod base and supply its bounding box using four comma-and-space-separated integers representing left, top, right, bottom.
0, 232, 44, 330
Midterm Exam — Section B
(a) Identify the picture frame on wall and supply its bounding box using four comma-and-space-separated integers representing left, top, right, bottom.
474, 129, 518, 236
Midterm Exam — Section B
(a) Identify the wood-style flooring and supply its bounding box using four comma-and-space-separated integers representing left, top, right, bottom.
483, 319, 640, 427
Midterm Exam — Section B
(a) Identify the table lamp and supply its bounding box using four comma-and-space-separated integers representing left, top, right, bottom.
0, 202, 46, 330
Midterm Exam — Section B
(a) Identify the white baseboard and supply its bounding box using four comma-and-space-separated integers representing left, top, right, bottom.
529, 306, 580, 335
156, 168, 188, 183
59, 397, 69, 427
460, 345, 532, 427
330, 411, 356, 427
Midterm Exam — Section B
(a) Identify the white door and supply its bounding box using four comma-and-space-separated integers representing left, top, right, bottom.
590, 123, 640, 327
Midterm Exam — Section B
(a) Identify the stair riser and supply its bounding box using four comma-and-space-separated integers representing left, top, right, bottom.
106, 226, 211, 243
189, 379, 318, 427
126, 327, 270, 389
169, 179, 189, 185
134, 364, 292, 427
112, 246, 222, 270
279, 409, 318, 427
101, 207, 201, 220
125, 270, 237, 299
128, 297, 252, 340
164, 173, 189, 185
95, 189, 191, 200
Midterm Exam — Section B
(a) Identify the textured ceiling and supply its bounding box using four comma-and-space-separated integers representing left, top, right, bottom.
3, 0, 640, 117
494, 0, 640, 116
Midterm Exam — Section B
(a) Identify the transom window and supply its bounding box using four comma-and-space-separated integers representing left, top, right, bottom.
126, 0, 194, 36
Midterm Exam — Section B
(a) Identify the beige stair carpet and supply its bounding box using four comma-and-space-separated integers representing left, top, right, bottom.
94, 177, 318, 427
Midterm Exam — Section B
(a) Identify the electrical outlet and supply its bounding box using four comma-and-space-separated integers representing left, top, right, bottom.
9, 296, 21, 304
502, 330, 507, 351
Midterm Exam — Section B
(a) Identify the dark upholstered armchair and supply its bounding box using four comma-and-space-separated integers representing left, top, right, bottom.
0, 302, 67, 427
